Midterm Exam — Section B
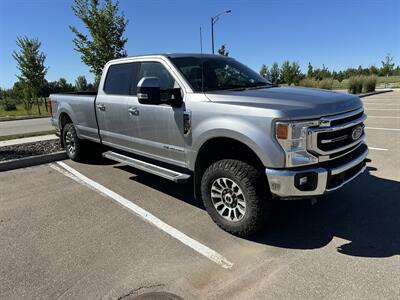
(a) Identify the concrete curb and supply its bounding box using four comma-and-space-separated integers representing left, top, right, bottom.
0, 134, 58, 147
0, 151, 67, 172
0, 115, 51, 122
359, 89, 393, 98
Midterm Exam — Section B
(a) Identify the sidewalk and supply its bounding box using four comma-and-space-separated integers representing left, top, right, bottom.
0, 134, 57, 147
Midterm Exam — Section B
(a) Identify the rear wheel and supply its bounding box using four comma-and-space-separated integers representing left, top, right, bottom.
201, 159, 271, 236
62, 123, 83, 161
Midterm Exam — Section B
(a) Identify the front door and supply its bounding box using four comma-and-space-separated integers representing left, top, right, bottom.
134, 61, 186, 167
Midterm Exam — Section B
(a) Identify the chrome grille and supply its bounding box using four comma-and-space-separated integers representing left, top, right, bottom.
307, 108, 366, 161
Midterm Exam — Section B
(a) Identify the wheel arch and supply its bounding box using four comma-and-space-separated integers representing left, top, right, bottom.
192, 136, 266, 200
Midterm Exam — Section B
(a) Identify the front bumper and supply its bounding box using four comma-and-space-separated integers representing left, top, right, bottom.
265, 144, 368, 198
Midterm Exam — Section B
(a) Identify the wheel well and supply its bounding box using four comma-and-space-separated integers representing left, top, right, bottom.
59, 113, 72, 147
193, 137, 265, 200
59, 113, 72, 131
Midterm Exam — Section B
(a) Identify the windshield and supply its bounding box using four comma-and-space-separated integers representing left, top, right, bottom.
170, 56, 272, 92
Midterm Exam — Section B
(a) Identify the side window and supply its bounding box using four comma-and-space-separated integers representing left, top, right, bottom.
138, 62, 176, 90
103, 62, 140, 95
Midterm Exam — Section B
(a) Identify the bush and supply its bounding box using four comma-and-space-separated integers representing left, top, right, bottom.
298, 78, 335, 90
348, 76, 364, 94
299, 78, 317, 88
1, 98, 17, 111
363, 75, 377, 93
318, 78, 334, 90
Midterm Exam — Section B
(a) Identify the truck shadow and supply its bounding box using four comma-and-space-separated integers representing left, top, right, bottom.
250, 166, 400, 258
117, 164, 400, 258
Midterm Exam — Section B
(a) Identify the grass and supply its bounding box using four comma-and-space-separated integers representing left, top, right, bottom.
0, 130, 56, 141
0, 102, 50, 118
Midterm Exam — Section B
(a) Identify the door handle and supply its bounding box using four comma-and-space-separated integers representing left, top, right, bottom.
97, 104, 106, 111
128, 107, 139, 116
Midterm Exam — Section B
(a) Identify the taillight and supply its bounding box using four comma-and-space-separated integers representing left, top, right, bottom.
48, 98, 53, 116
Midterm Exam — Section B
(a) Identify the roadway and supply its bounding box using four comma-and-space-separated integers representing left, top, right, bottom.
0, 117, 52, 137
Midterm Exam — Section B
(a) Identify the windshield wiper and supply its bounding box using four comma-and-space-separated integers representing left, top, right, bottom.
245, 83, 278, 90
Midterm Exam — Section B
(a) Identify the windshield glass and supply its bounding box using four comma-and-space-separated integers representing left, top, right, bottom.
170, 56, 272, 92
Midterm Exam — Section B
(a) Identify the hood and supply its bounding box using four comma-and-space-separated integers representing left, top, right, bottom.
205, 86, 362, 119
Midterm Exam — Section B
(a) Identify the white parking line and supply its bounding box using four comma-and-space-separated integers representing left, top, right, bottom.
367, 116, 400, 119
363, 103, 400, 106
369, 147, 388, 151
365, 127, 400, 131
364, 108, 400, 111
49, 161, 233, 269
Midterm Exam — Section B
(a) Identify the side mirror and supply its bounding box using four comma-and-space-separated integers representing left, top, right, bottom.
137, 77, 161, 104
137, 76, 183, 107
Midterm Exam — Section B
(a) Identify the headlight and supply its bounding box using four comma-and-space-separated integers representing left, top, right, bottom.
275, 120, 319, 167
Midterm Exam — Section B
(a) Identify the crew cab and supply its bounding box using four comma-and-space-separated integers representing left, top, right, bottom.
50, 54, 368, 236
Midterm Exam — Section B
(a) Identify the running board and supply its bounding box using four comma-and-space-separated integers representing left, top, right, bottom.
103, 151, 191, 183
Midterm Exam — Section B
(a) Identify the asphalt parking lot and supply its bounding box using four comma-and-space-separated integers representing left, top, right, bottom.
1, 91, 399, 300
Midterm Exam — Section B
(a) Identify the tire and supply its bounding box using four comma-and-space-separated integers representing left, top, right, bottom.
201, 159, 271, 236
62, 123, 83, 161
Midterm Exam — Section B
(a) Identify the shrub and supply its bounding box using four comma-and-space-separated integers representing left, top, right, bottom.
363, 75, 377, 93
298, 78, 318, 88
318, 78, 334, 90
1, 98, 17, 111
348, 76, 363, 94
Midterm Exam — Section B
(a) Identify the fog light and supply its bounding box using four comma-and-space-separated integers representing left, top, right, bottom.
295, 172, 318, 191
299, 176, 308, 185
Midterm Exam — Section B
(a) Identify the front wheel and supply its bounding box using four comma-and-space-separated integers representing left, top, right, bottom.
201, 159, 271, 236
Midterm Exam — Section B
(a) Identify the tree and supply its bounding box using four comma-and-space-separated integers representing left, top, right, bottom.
369, 65, 379, 75
12, 36, 47, 114
70, 0, 128, 84
57, 78, 75, 92
270, 62, 280, 84
75, 75, 88, 91
259, 64, 269, 79
290, 62, 302, 85
307, 62, 313, 78
280, 61, 291, 84
217, 44, 229, 56
280, 61, 302, 86
381, 53, 395, 77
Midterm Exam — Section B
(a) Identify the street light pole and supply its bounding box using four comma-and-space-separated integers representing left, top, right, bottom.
211, 17, 215, 54
211, 10, 231, 54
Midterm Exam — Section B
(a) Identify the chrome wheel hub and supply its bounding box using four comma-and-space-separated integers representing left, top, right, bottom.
65, 131, 76, 155
211, 177, 246, 222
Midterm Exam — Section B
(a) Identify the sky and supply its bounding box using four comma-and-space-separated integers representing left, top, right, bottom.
0, 0, 399, 88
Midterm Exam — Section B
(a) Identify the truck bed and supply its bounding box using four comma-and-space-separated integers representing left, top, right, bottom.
50, 92, 99, 142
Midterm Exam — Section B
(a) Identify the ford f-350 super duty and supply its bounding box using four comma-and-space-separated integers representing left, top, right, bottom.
50, 54, 368, 236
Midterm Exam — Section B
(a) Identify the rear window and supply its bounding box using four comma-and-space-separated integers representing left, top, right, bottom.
103, 62, 140, 95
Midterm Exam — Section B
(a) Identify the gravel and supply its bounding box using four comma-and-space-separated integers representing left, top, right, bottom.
0, 140, 64, 162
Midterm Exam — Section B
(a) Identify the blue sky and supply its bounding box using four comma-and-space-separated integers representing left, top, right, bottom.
1, 0, 399, 88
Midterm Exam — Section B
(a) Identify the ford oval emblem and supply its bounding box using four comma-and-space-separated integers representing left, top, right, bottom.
351, 125, 363, 141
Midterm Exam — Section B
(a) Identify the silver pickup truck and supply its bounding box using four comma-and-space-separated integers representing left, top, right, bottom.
50, 53, 368, 236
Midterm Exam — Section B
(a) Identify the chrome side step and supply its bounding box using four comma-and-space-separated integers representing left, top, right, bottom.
103, 151, 191, 183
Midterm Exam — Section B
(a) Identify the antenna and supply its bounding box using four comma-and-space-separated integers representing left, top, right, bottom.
200, 26, 204, 92
199, 27, 203, 55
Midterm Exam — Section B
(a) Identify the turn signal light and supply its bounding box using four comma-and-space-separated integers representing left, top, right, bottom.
48, 98, 53, 116
276, 123, 288, 139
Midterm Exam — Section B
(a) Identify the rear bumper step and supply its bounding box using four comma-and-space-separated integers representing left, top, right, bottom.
103, 151, 191, 183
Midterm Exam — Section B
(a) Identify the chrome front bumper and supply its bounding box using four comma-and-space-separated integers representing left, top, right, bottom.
265, 145, 369, 198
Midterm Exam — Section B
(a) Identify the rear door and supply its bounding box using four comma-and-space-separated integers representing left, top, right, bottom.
95, 62, 142, 150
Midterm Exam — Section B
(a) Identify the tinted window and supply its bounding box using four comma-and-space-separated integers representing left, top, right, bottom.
171, 56, 271, 92
104, 62, 140, 95
138, 62, 176, 90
